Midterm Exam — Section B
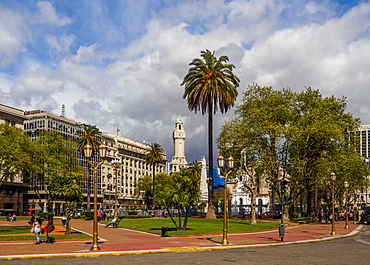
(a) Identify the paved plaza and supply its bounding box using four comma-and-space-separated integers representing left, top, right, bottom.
0, 218, 364, 260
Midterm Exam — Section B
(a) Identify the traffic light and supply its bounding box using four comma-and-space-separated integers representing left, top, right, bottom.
280, 179, 288, 194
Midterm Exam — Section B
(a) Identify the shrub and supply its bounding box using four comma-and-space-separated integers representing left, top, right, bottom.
291, 212, 299, 219
119, 215, 151, 219
84, 211, 94, 220
128, 211, 138, 215
39, 212, 54, 220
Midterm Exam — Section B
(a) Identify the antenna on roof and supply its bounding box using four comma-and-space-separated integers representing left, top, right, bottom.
61, 104, 66, 118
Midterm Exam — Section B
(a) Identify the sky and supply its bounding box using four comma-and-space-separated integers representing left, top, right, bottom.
1, 0, 370, 164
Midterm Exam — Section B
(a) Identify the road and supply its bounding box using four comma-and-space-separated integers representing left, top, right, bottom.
3, 226, 370, 265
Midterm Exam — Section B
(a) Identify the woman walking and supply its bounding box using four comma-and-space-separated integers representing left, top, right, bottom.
33, 218, 42, 244
43, 216, 55, 243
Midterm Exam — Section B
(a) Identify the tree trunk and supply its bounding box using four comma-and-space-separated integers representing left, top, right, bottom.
65, 214, 72, 235
177, 207, 182, 231
152, 164, 156, 210
183, 207, 189, 231
250, 189, 257, 225
284, 204, 290, 221
306, 182, 312, 221
166, 208, 179, 230
205, 104, 216, 220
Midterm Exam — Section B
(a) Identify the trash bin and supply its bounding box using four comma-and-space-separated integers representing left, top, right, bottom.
161, 227, 168, 237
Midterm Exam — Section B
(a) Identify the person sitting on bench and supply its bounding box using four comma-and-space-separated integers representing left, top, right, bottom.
104, 215, 119, 228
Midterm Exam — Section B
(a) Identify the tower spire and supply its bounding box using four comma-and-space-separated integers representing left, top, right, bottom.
61, 104, 66, 118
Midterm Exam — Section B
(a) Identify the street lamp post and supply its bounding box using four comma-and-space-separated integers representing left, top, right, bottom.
111, 158, 122, 217
107, 182, 112, 215
217, 155, 234, 245
354, 194, 358, 224
344, 181, 349, 229
330, 172, 336, 236
83, 144, 107, 251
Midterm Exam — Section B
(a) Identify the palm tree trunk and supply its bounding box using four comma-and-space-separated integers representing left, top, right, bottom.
206, 103, 217, 220
152, 163, 156, 210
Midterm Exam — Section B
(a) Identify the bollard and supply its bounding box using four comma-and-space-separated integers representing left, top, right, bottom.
279, 223, 285, 241
161, 227, 169, 237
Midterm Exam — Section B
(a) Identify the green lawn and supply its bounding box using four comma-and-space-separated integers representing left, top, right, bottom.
104, 217, 283, 236
0, 225, 91, 242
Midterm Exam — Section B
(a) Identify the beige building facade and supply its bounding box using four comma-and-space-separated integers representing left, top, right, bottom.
100, 133, 166, 215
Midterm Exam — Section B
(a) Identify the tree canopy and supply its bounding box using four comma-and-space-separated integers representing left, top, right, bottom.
217, 84, 368, 219
0, 123, 37, 185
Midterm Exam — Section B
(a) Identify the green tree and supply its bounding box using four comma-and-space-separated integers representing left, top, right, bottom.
76, 124, 102, 211
0, 123, 38, 185
287, 88, 363, 217
218, 84, 294, 222
218, 85, 368, 221
174, 161, 202, 230
54, 172, 84, 235
134, 175, 153, 211
181, 49, 240, 220
32, 131, 81, 212
145, 142, 165, 209
156, 162, 201, 231
155, 173, 177, 223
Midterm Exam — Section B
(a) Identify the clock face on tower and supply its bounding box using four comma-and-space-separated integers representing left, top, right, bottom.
178, 132, 183, 136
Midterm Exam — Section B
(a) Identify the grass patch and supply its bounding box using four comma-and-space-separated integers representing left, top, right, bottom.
108, 217, 283, 236
0, 225, 91, 242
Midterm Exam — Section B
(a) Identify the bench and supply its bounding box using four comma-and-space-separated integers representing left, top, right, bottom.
298, 221, 305, 226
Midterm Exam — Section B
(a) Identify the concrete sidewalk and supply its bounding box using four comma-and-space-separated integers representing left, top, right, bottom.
0, 219, 364, 260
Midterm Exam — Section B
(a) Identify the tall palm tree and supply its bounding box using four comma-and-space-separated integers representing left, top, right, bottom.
145, 143, 165, 210
76, 124, 101, 153
181, 49, 240, 219
76, 124, 102, 211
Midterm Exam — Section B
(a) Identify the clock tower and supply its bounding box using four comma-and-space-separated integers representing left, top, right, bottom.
170, 116, 188, 174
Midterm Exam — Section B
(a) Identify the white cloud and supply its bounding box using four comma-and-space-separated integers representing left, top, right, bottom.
1, 0, 370, 163
0, 4, 29, 68
36, 1, 72, 26
46, 34, 75, 56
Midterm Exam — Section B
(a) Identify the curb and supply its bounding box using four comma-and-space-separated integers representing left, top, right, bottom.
0, 225, 364, 261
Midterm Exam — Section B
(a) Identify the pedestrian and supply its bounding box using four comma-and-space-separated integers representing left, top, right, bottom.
32, 218, 42, 244
318, 212, 322, 223
9, 213, 16, 221
97, 211, 103, 221
324, 212, 329, 224
43, 216, 55, 243
28, 214, 35, 225
61, 214, 67, 226
104, 215, 119, 228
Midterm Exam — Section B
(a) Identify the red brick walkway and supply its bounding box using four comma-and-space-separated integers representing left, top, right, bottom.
0, 218, 363, 260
